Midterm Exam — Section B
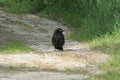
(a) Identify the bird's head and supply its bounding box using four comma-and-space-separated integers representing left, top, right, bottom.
55, 28, 65, 33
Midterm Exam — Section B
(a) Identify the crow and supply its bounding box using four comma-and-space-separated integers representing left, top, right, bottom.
52, 28, 65, 51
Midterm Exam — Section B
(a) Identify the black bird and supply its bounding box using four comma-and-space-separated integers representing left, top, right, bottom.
52, 28, 65, 51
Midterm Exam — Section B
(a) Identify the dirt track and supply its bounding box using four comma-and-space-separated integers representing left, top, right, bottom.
0, 8, 110, 80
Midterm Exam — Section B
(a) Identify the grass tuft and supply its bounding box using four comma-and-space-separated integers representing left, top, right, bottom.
0, 40, 33, 54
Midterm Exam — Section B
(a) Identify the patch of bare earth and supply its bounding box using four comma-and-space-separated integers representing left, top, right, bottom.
0, 8, 110, 80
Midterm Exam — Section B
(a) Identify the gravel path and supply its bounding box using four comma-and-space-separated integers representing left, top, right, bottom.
0, 71, 89, 80
0, 8, 110, 80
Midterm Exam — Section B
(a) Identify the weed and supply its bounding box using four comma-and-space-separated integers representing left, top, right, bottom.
0, 40, 33, 54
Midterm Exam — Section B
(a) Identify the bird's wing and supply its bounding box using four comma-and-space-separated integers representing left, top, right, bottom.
52, 33, 65, 47
52, 37, 58, 46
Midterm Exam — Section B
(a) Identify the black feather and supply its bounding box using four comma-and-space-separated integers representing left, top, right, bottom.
52, 28, 65, 51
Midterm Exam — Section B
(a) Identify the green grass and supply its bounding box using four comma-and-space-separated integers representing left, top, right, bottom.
40, 0, 120, 41
91, 28, 120, 47
92, 53, 120, 80
89, 24, 120, 79
90, 71, 120, 80
0, 40, 33, 54
3, 0, 45, 14
0, 0, 5, 7
4, 0, 28, 13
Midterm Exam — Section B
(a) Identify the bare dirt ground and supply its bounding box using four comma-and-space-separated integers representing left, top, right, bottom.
0, 8, 110, 80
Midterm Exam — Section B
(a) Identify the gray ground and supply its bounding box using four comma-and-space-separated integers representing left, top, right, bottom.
0, 8, 110, 80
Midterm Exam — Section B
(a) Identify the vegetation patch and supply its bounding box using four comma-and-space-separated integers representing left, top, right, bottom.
3, 0, 45, 13
90, 24, 120, 79
0, 40, 33, 54
89, 71, 120, 80
91, 29, 120, 47
41, 0, 120, 41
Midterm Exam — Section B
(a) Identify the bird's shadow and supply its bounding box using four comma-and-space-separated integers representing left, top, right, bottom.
63, 48, 90, 52
63, 49, 81, 51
